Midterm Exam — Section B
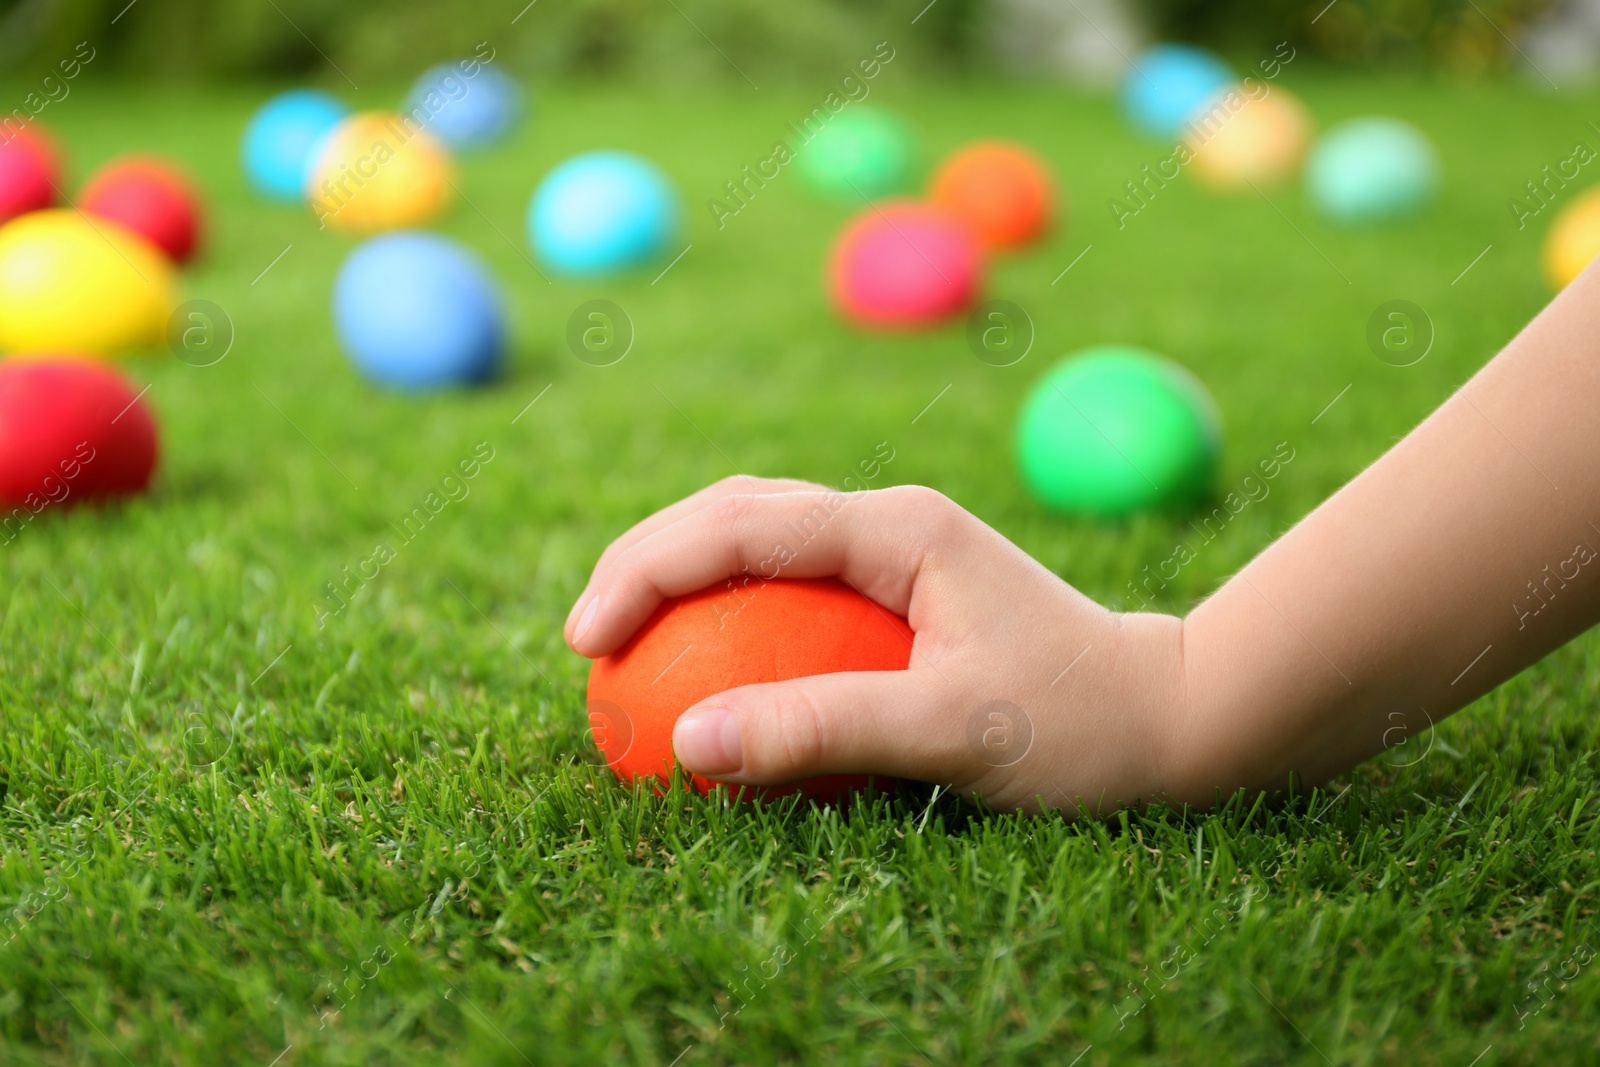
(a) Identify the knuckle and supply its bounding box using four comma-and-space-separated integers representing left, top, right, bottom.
706, 494, 764, 574
719, 475, 818, 500
606, 562, 652, 616
780, 478, 831, 495
885, 483, 952, 517
757, 688, 830, 774
593, 537, 627, 573
602, 535, 644, 582
886, 484, 968, 543
708, 492, 760, 536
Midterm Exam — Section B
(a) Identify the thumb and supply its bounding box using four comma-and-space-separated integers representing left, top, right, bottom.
670, 670, 955, 785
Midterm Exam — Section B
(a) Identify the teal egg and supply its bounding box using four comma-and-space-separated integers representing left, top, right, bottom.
1306, 118, 1437, 225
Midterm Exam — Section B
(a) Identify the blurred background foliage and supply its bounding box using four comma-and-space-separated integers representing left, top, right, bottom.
0, 0, 1563, 84
0, 0, 980, 83
1158, 0, 1554, 77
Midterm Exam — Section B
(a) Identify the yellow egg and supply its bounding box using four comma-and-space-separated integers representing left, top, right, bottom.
0, 209, 175, 356
307, 112, 453, 232
1542, 186, 1600, 290
1186, 88, 1312, 189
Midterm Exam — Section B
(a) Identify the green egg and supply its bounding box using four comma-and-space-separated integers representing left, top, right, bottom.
797, 108, 912, 200
1015, 346, 1221, 517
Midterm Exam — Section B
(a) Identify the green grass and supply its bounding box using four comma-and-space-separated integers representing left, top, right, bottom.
2, 70, 1599, 1065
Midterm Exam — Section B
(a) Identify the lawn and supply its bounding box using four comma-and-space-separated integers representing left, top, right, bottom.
2, 71, 1599, 1065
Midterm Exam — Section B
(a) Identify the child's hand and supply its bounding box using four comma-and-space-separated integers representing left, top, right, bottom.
565, 477, 1188, 813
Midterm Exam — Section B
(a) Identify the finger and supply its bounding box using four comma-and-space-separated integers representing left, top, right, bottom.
592, 475, 828, 573
565, 475, 828, 642
671, 668, 962, 785
575, 485, 966, 657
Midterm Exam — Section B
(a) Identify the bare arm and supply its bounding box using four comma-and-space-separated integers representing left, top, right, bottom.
1176, 259, 1600, 802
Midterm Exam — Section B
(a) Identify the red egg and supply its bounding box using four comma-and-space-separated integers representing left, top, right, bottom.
0, 123, 62, 225
0, 358, 159, 520
80, 156, 203, 264
828, 200, 982, 329
587, 577, 911, 802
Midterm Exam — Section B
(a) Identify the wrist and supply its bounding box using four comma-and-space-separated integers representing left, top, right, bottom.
1081, 607, 1193, 812
1169, 588, 1349, 807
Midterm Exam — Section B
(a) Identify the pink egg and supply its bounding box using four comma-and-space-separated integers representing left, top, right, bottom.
828, 200, 982, 328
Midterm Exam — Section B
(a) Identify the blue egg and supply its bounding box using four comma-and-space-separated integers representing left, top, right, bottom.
1121, 44, 1234, 139
528, 151, 678, 276
333, 232, 505, 390
1307, 118, 1438, 225
242, 89, 351, 201
405, 63, 526, 150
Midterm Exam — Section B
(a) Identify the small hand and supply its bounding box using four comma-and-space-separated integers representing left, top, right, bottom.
566, 477, 1189, 814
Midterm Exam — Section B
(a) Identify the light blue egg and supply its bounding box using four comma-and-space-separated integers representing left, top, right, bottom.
1306, 118, 1438, 225
1121, 44, 1234, 139
333, 232, 505, 390
242, 89, 351, 201
405, 63, 525, 150
528, 151, 679, 276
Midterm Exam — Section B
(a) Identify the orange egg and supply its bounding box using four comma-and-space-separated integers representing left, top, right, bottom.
929, 140, 1056, 250
586, 577, 910, 802
1186, 88, 1311, 189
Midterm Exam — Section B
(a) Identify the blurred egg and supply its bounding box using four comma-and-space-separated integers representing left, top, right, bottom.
0, 358, 159, 512
0, 209, 174, 356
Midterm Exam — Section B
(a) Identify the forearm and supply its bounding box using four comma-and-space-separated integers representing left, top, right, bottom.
1170, 262, 1600, 803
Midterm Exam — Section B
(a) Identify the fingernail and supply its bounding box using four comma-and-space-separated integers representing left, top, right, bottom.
572, 597, 600, 648
674, 708, 742, 776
